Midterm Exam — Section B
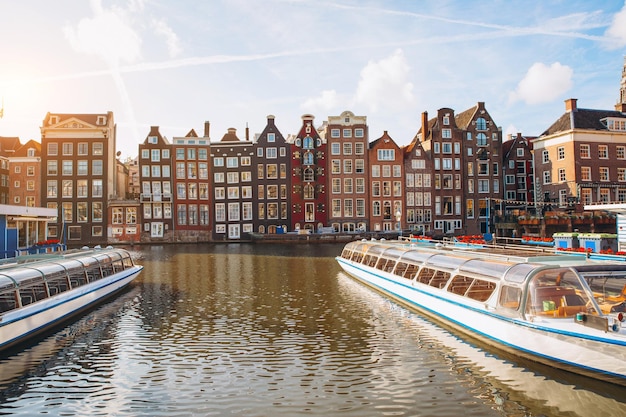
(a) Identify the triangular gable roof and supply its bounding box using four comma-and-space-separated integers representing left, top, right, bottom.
369, 131, 400, 149
0, 136, 22, 155
44, 112, 112, 129
13, 139, 41, 157
186, 129, 198, 137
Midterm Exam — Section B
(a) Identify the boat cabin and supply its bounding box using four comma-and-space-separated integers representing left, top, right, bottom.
0, 248, 136, 314
340, 239, 626, 321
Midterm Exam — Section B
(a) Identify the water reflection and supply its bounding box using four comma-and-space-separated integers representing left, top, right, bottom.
0, 243, 624, 416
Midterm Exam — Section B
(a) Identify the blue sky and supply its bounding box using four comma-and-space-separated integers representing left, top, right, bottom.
1, 0, 626, 158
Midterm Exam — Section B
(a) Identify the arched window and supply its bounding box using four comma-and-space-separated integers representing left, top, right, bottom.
372, 201, 381, 216
303, 136, 314, 149
476, 133, 487, 146
303, 151, 314, 165
476, 118, 487, 130
304, 167, 314, 181
304, 184, 315, 199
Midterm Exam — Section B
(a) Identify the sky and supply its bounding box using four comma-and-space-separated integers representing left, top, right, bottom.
1, 0, 626, 159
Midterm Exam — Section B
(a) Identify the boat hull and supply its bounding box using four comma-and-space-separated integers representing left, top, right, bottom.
337, 258, 626, 386
0, 266, 142, 352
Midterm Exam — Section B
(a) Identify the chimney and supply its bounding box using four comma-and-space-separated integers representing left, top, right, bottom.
565, 98, 578, 112
204, 121, 210, 138
245, 123, 249, 141
420, 111, 428, 141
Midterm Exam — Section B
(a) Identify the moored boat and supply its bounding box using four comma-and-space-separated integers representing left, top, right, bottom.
0, 246, 143, 352
336, 237, 626, 386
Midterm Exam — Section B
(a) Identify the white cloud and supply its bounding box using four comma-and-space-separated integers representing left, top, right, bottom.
353, 49, 414, 112
301, 90, 341, 113
152, 18, 182, 58
63, 1, 142, 66
504, 124, 520, 140
508, 62, 573, 105
605, 1, 626, 48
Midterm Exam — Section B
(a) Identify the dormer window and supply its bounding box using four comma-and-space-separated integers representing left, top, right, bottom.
97, 115, 107, 125
603, 117, 626, 131
49, 116, 59, 125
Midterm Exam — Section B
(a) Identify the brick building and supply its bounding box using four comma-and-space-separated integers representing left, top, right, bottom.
253, 115, 291, 234
324, 110, 369, 233
40, 112, 116, 246
290, 114, 327, 232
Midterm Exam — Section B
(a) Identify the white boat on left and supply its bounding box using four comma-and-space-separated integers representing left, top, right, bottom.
0, 246, 143, 352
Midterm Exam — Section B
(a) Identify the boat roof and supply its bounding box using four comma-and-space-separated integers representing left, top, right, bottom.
345, 239, 626, 283
0, 248, 131, 289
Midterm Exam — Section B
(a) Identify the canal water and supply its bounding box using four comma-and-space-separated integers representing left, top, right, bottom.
0, 243, 624, 416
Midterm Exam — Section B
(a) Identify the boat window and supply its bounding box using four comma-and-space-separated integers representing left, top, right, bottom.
375, 257, 396, 272
581, 272, 626, 314
367, 245, 387, 257
395, 261, 419, 279
466, 278, 497, 302
19, 281, 48, 306
383, 247, 408, 260
426, 254, 467, 272
448, 275, 472, 296
503, 263, 537, 284
459, 260, 510, 281
69, 269, 88, 288
0, 275, 19, 313
525, 268, 592, 318
110, 252, 124, 273
0, 289, 18, 313
45, 272, 70, 295
363, 254, 378, 267
122, 253, 134, 268
86, 265, 102, 282
499, 285, 522, 310
0, 275, 16, 292
402, 251, 434, 266
417, 267, 450, 289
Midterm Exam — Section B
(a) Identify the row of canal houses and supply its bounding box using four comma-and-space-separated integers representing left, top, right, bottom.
1, 57, 625, 250
136, 103, 507, 244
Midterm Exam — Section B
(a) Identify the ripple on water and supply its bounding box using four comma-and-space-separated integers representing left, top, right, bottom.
1, 247, 624, 417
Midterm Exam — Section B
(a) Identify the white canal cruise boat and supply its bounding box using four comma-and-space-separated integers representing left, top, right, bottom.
336, 238, 626, 386
0, 247, 143, 352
